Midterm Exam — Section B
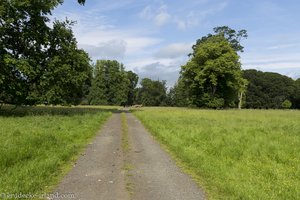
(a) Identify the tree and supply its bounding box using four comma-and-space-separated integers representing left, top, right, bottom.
213, 26, 248, 52
126, 71, 139, 106
167, 78, 189, 107
0, 0, 89, 106
88, 60, 130, 105
292, 78, 300, 109
243, 69, 296, 109
87, 63, 107, 105
40, 20, 92, 105
136, 78, 167, 106
181, 34, 247, 108
190, 26, 247, 57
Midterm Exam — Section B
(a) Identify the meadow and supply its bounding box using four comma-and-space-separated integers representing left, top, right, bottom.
0, 105, 115, 197
133, 107, 300, 200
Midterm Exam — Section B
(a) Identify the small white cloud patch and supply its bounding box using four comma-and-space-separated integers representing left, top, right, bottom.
155, 43, 192, 59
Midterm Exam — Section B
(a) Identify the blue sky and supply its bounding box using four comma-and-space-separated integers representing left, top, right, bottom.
52, 0, 300, 86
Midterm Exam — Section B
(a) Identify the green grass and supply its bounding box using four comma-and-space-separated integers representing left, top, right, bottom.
0, 105, 114, 198
121, 112, 134, 196
132, 107, 300, 200
121, 112, 130, 153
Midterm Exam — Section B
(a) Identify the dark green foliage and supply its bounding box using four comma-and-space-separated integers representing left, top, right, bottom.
181, 34, 247, 108
213, 26, 248, 52
126, 71, 139, 106
243, 69, 296, 109
167, 78, 189, 107
0, 0, 90, 106
190, 26, 248, 57
135, 78, 167, 106
88, 60, 131, 106
292, 79, 300, 109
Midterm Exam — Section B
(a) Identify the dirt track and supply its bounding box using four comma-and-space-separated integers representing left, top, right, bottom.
51, 112, 205, 200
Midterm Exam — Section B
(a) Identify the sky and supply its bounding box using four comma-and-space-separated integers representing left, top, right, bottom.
52, 0, 300, 87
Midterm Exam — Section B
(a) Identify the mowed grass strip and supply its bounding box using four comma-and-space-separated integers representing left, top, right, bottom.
0, 106, 113, 196
133, 107, 300, 200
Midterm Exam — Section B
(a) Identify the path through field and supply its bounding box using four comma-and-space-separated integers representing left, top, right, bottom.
52, 112, 205, 200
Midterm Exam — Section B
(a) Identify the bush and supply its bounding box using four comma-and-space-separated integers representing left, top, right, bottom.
281, 100, 292, 109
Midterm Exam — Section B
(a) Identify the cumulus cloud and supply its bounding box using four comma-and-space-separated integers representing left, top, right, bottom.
154, 43, 192, 58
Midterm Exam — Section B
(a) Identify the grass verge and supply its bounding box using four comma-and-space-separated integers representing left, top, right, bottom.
121, 112, 130, 153
0, 105, 113, 198
121, 112, 134, 197
132, 107, 300, 200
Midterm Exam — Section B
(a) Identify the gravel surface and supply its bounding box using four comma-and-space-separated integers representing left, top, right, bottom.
51, 112, 205, 200
51, 113, 129, 200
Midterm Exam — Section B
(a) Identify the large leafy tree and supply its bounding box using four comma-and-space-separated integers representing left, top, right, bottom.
135, 78, 167, 106
88, 60, 130, 105
0, 0, 89, 105
181, 34, 247, 108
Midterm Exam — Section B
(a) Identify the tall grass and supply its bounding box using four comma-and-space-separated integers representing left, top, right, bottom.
0, 106, 113, 196
133, 107, 300, 199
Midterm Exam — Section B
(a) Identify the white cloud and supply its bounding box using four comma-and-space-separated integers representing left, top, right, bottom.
154, 5, 171, 26
125, 37, 162, 54
154, 43, 192, 58
139, 3, 171, 27
266, 43, 300, 50
79, 40, 127, 60
173, 2, 227, 30
134, 62, 180, 87
139, 5, 152, 20
139, 1, 228, 30
242, 53, 300, 69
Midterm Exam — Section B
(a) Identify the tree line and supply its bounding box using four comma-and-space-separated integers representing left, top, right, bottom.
1, 1, 299, 109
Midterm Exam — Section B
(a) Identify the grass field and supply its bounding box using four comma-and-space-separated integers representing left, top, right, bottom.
0, 105, 115, 197
132, 107, 300, 200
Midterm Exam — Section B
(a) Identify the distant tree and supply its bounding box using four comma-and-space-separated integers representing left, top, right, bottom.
126, 71, 139, 106
167, 78, 189, 107
88, 63, 108, 105
243, 69, 296, 109
0, 0, 89, 106
181, 34, 247, 108
136, 78, 167, 106
292, 78, 300, 109
88, 60, 130, 105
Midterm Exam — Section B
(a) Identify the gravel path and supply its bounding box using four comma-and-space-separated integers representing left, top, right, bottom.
51, 112, 205, 200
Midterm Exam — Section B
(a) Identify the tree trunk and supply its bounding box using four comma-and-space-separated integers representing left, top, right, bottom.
238, 91, 243, 109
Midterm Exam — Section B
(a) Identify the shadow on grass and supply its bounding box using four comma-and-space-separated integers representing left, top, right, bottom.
0, 105, 119, 117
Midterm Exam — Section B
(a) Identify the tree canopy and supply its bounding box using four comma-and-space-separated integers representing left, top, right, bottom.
181, 34, 247, 108
0, 0, 90, 106
135, 78, 167, 106
88, 60, 138, 106
190, 26, 248, 57
243, 69, 297, 109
